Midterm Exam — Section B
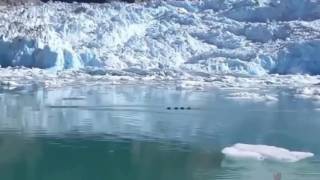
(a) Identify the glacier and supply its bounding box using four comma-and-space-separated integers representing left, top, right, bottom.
0, 0, 319, 77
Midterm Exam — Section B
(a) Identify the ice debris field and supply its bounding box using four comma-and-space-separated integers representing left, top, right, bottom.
0, 0, 320, 98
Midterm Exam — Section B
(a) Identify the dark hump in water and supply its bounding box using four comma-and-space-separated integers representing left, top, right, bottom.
166, 107, 192, 110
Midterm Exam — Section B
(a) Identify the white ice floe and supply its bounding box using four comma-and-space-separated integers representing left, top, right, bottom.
0, 67, 319, 91
222, 143, 314, 163
295, 87, 320, 101
226, 92, 278, 102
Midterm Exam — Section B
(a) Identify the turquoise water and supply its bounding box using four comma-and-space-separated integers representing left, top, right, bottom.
0, 85, 319, 180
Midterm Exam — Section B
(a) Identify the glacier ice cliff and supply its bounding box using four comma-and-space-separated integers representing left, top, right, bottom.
0, 0, 319, 76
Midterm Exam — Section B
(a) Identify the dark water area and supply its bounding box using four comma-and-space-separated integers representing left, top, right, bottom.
0, 85, 319, 180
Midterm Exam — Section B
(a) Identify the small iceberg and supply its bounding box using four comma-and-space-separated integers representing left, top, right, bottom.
222, 143, 314, 163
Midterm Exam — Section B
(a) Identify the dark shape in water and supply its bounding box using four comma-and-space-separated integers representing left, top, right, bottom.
166, 107, 192, 110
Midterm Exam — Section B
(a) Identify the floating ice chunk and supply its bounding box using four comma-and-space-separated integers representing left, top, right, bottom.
226, 92, 278, 102
295, 87, 320, 101
175, 80, 205, 90
222, 143, 314, 163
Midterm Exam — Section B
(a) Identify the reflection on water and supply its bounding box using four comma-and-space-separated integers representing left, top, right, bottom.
0, 85, 319, 180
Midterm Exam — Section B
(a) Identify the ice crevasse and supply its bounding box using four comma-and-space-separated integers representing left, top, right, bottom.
0, 0, 319, 76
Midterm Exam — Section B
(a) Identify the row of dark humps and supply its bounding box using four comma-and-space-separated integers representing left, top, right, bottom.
166, 107, 192, 110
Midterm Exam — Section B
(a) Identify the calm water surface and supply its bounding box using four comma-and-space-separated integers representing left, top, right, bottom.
0, 85, 319, 180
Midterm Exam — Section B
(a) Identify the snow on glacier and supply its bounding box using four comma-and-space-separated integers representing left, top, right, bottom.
0, 0, 319, 77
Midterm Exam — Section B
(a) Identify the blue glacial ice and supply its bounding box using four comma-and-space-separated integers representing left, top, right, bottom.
0, 0, 319, 76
